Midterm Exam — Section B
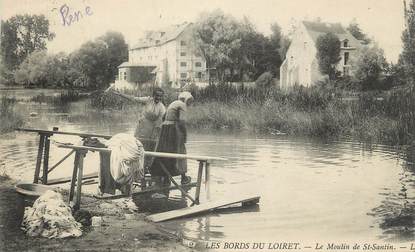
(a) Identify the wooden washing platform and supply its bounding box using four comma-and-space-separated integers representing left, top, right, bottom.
16, 127, 261, 220
147, 195, 260, 222
15, 128, 229, 212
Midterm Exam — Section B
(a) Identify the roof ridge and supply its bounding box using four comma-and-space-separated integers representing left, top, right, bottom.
131, 22, 191, 50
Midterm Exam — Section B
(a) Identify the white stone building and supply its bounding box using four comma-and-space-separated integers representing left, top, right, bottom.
280, 21, 362, 88
114, 22, 207, 89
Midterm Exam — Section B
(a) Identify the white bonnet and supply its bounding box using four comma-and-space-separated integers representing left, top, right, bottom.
178, 91, 194, 103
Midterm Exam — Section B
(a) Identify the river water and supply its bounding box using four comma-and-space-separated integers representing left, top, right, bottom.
1, 89, 415, 245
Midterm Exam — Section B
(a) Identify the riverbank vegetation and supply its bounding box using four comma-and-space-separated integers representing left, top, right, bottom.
0, 95, 23, 133
30, 90, 87, 104
187, 84, 415, 145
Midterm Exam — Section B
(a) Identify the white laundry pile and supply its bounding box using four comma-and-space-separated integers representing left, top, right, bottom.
107, 133, 145, 194
21, 190, 82, 238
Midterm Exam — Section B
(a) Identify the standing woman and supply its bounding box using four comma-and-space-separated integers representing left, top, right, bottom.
151, 91, 193, 188
107, 87, 166, 167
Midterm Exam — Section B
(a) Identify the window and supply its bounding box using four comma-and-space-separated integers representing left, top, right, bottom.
197, 72, 202, 78
180, 52, 186, 57
195, 62, 202, 67
344, 52, 349, 65
343, 40, 348, 47
180, 73, 187, 79
123, 72, 127, 80
180, 40, 186, 46
180, 62, 187, 67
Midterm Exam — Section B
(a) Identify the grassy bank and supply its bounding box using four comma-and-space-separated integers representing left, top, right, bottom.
187, 84, 415, 145
0, 95, 23, 133
89, 83, 415, 146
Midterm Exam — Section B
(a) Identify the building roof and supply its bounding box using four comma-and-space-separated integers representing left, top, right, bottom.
130, 22, 191, 50
302, 21, 361, 46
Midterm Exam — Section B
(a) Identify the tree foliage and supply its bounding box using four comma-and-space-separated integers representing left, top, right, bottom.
69, 31, 128, 89
192, 10, 285, 82
14, 50, 70, 87
353, 44, 388, 90
13, 31, 128, 90
400, 0, 415, 84
347, 20, 371, 44
0, 14, 55, 72
316, 32, 341, 80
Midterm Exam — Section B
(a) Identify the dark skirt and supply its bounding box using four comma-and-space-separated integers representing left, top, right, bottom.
150, 123, 187, 176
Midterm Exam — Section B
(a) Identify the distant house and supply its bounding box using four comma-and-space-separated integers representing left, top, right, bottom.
280, 21, 362, 88
114, 22, 207, 90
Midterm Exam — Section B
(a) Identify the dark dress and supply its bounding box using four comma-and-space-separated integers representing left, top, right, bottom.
150, 100, 187, 176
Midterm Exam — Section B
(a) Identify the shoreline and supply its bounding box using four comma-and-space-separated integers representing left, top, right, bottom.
0, 175, 192, 252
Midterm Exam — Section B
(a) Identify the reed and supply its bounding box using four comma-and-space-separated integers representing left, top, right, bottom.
0, 94, 24, 133
30, 90, 86, 104
187, 84, 415, 145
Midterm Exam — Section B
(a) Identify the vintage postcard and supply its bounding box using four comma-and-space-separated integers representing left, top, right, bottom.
0, 0, 414, 251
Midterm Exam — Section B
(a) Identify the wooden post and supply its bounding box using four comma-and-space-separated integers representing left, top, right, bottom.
74, 151, 85, 211
69, 152, 80, 204
205, 162, 210, 200
194, 161, 204, 205
33, 134, 45, 183
42, 136, 50, 184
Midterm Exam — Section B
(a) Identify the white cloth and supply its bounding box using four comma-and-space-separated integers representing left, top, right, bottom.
21, 190, 82, 239
107, 133, 145, 185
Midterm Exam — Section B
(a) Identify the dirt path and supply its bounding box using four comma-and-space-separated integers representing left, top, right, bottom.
0, 176, 193, 252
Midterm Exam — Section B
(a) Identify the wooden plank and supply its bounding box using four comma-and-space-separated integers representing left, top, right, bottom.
47, 171, 98, 185
56, 145, 227, 162
144, 151, 227, 162
57, 144, 111, 153
16, 128, 111, 139
94, 182, 198, 200
147, 195, 261, 222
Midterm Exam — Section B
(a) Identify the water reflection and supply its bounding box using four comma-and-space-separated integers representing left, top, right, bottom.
370, 147, 415, 241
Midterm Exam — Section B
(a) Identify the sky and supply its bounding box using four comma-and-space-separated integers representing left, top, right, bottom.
0, 0, 406, 63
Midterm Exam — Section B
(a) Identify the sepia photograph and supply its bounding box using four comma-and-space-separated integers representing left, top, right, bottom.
0, 0, 414, 251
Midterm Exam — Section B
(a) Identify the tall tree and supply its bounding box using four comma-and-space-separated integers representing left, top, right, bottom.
97, 31, 128, 84
316, 32, 341, 81
192, 10, 285, 82
0, 14, 55, 71
192, 9, 244, 82
347, 20, 371, 45
70, 40, 109, 89
69, 31, 128, 89
400, 0, 415, 84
